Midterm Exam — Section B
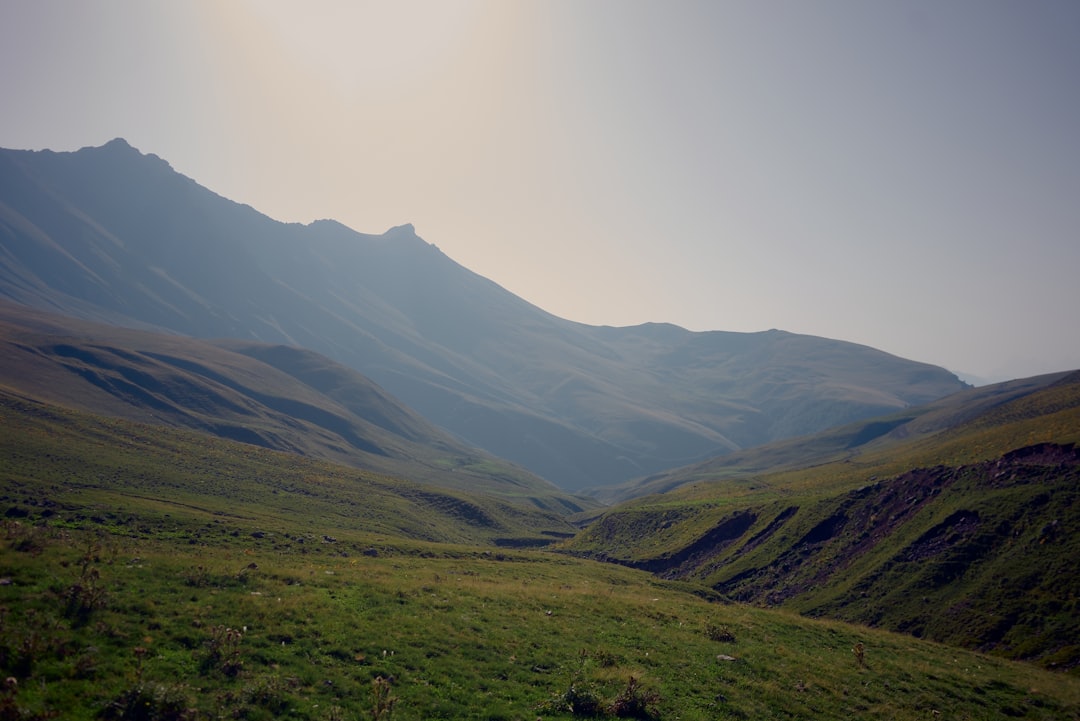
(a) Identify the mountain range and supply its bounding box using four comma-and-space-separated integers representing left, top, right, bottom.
1, 137, 1078, 708
0, 139, 968, 491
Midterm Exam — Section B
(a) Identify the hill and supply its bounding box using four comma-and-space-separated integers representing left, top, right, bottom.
1, 391, 1077, 719
0, 299, 587, 513
564, 370, 1080, 669
0, 389, 579, 547
595, 371, 1073, 504
0, 139, 969, 489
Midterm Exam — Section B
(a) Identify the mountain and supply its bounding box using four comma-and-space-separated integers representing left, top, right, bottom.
563, 370, 1080, 667
0, 299, 588, 514
0, 139, 969, 490
594, 370, 1074, 504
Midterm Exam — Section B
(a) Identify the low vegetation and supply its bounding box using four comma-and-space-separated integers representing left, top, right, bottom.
2, 520, 1078, 720
2, 391, 1079, 718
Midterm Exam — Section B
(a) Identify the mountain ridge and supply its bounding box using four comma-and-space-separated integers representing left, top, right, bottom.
0, 139, 969, 489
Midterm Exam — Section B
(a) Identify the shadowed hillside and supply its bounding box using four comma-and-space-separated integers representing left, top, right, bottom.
564, 371, 1080, 669
0, 139, 969, 489
0, 299, 589, 512
0, 390, 580, 547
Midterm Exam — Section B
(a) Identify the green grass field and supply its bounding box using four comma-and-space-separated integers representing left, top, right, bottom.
3, 520, 1077, 720
2, 391, 1079, 719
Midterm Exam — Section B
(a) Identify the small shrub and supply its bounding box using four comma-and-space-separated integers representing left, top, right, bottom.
370, 675, 397, 721
12, 630, 44, 678
235, 562, 258, 583
64, 566, 107, 623
101, 682, 194, 721
537, 681, 605, 717
538, 651, 659, 719
132, 646, 148, 681
7, 524, 46, 556
203, 626, 243, 677
705, 623, 736, 643
608, 676, 660, 720
0, 677, 21, 721
538, 651, 604, 718
591, 649, 621, 668
215, 675, 291, 718
72, 646, 99, 680
182, 565, 210, 588
853, 642, 866, 668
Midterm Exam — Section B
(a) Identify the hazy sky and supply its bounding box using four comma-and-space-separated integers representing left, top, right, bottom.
2, 1, 1079, 383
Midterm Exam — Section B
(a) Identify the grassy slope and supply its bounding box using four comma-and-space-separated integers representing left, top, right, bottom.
0, 390, 577, 546
564, 372, 1080, 669
598, 371, 1071, 504
0, 300, 591, 513
1, 399, 1078, 719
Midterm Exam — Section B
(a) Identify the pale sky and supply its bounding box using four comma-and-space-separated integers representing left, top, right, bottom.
2, 0, 1079, 383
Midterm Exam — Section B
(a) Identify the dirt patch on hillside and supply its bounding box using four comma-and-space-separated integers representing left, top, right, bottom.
644, 510, 758, 577
903, 510, 981, 562
735, 506, 798, 557
713, 443, 1080, 605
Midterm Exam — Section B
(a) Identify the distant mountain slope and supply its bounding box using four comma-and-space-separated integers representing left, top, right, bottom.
0, 139, 969, 489
0, 389, 579, 546
0, 300, 587, 513
597, 371, 1072, 503
564, 371, 1080, 667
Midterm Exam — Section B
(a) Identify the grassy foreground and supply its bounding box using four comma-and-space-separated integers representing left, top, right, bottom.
2, 519, 1078, 720
2, 390, 1078, 719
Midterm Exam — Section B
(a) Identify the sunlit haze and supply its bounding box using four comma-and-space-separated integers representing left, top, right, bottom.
3, 0, 1079, 383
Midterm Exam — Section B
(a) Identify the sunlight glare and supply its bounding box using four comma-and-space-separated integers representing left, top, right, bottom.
235, 0, 487, 99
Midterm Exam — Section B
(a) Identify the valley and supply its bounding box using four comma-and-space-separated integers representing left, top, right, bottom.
1, 138, 1078, 719
0, 140, 968, 490
566, 371, 1080, 671
2, 391, 1078, 719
